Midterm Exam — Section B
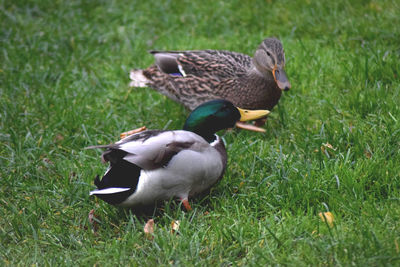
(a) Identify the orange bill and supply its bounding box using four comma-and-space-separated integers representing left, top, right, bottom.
273, 67, 291, 91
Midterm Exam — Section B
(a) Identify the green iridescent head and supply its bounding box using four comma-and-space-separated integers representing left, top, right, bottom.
183, 100, 269, 142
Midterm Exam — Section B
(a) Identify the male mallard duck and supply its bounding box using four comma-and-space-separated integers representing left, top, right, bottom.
129, 37, 290, 131
88, 100, 269, 210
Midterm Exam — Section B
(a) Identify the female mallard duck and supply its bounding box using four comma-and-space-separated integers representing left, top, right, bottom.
88, 100, 269, 210
129, 38, 290, 131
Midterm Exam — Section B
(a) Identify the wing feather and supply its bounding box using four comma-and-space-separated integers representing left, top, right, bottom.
100, 130, 209, 170
151, 50, 252, 79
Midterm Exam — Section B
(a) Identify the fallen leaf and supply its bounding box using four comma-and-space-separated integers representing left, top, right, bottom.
170, 220, 180, 234
144, 219, 154, 239
88, 209, 95, 223
311, 229, 318, 236
120, 126, 147, 139
55, 134, 64, 141
321, 143, 336, 157
88, 209, 99, 232
323, 143, 334, 150
319, 212, 334, 227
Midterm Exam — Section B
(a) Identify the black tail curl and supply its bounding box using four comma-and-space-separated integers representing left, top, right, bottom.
92, 159, 142, 205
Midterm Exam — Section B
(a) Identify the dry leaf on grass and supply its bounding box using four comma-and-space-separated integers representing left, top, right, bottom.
319, 211, 334, 227
170, 220, 180, 234
88, 209, 99, 232
322, 143, 335, 150
364, 150, 372, 159
55, 134, 64, 141
88, 209, 95, 223
321, 143, 336, 157
120, 126, 147, 139
144, 219, 154, 239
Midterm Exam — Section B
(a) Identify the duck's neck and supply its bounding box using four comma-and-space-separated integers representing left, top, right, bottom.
247, 64, 273, 81
184, 118, 226, 143
193, 129, 218, 143
239, 64, 281, 110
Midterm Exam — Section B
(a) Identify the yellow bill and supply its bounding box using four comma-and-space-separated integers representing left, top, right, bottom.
237, 107, 270, 122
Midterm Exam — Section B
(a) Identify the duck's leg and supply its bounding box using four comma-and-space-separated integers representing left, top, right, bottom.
120, 126, 147, 139
180, 197, 192, 211
235, 122, 266, 133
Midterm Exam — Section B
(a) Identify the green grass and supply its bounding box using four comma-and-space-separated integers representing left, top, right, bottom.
1, 0, 400, 265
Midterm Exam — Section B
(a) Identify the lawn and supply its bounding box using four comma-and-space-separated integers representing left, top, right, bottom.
1, 0, 400, 265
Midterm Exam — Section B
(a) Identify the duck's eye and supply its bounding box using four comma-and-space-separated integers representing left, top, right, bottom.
266, 51, 271, 57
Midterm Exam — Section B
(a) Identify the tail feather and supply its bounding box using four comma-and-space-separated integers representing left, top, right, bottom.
89, 159, 141, 205
85, 144, 113, 150
129, 69, 149, 87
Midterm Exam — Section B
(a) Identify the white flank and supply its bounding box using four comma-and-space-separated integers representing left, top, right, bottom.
89, 187, 131, 195
129, 70, 149, 87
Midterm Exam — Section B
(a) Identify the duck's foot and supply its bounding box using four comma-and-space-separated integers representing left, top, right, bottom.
235, 122, 266, 133
120, 126, 147, 139
181, 198, 192, 211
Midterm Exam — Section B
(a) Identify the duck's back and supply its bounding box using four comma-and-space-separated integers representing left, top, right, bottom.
173, 50, 252, 79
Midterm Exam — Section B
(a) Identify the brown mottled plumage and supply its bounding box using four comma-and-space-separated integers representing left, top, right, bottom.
129, 37, 291, 111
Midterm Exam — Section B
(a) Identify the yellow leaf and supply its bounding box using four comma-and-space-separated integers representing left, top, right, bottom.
311, 229, 318, 236
319, 212, 334, 227
322, 143, 334, 150
170, 220, 180, 234
120, 126, 147, 139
